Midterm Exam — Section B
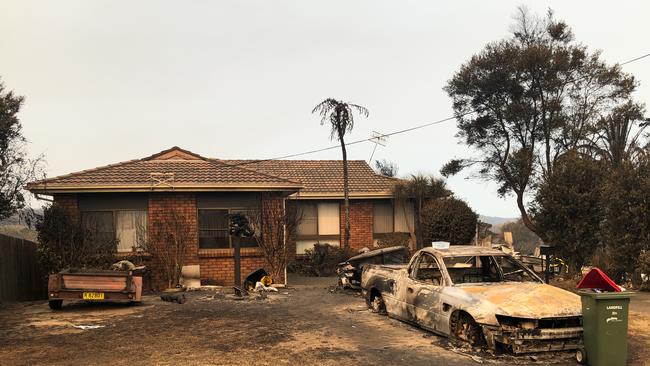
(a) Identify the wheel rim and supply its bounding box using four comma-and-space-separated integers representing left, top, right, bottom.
452, 313, 484, 346
372, 296, 383, 313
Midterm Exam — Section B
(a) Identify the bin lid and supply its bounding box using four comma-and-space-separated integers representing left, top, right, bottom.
577, 290, 635, 299
577, 267, 621, 292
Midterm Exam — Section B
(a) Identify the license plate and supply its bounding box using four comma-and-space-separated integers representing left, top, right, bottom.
82, 292, 105, 300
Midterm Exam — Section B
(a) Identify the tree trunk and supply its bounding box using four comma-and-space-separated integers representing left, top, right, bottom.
341, 138, 350, 249
414, 199, 423, 249
516, 191, 548, 243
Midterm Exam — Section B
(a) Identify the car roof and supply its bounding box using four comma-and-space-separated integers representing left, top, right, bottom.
346, 246, 408, 262
420, 245, 508, 257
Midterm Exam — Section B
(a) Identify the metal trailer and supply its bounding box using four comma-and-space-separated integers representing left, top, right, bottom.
47, 269, 143, 310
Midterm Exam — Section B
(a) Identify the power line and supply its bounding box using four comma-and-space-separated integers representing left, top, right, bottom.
223, 52, 650, 168
620, 53, 650, 65
224, 110, 478, 168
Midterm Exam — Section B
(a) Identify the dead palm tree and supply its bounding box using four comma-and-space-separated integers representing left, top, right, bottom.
312, 98, 369, 248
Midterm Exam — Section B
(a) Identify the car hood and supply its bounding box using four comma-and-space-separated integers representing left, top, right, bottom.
454, 282, 581, 319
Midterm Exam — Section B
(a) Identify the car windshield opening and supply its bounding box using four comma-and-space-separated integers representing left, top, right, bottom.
443, 255, 539, 284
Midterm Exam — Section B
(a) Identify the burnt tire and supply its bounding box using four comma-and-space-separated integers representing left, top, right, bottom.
244, 280, 254, 291
450, 311, 485, 347
370, 293, 387, 315
48, 300, 63, 310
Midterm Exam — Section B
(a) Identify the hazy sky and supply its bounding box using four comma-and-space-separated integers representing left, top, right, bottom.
1, 1, 648, 217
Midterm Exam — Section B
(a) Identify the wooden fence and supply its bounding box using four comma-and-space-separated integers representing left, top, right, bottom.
0, 233, 46, 302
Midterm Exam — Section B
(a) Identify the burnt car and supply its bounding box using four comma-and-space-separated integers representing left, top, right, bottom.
337, 246, 409, 289
361, 246, 582, 353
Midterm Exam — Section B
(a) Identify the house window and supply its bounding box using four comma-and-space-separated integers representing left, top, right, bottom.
295, 202, 340, 254
115, 211, 148, 252
373, 201, 413, 247
373, 201, 394, 234
198, 209, 258, 249
81, 210, 147, 252
394, 200, 415, 233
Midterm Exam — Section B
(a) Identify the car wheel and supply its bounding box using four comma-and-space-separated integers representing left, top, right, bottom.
48, 300, 63, 310
451, 311, 485, 346
370, 293, 387, 315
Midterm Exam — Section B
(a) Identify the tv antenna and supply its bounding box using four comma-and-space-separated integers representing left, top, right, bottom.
368, 131, 388, 163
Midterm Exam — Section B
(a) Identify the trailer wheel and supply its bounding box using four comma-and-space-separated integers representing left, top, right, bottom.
48, 300, 63, 310
575, 347, 587, 364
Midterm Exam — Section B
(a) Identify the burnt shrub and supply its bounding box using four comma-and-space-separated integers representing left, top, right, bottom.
375, 232, 411, 249
292, 243, 353, 277
36, 204, 117, 274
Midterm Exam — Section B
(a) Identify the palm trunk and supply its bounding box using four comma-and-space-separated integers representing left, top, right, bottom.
341, 137, 350, 249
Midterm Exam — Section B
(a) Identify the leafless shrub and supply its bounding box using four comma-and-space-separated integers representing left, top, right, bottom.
248, 196, 302, 281
139, 207, 191, 289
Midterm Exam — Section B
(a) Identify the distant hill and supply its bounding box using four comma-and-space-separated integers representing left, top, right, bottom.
0, 209, 41, 242
0, 225, 38, 242
0, 208, 43, 226
479, 215, 518, 228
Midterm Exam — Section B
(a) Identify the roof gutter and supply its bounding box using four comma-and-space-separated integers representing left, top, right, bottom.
26, 184, 303, 195
288, 191, 393, 200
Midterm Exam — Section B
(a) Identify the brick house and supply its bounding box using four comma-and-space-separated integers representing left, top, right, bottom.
26, 147, 414, 286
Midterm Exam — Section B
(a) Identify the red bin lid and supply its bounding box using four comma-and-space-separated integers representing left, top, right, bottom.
576, 267, 621, 292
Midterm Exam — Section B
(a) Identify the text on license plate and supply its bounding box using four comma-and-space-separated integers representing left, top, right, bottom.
82, 292, 104, 300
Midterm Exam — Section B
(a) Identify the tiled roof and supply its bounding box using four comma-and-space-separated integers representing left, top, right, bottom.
27, 147, 397, 196
27, 147, 302, 192
219, 159, 397, 194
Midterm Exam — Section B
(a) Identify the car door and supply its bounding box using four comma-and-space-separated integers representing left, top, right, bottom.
404, 253, 446, 333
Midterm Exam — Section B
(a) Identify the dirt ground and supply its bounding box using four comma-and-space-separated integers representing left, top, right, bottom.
0, 276, 648, 366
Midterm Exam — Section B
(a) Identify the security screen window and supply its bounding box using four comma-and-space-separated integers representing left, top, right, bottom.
198, 209, 230, 248
295, 202, 340, 254
198, 209, 258, 249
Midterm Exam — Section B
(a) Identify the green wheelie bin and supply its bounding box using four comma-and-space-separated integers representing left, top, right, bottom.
577, 290, 635, 366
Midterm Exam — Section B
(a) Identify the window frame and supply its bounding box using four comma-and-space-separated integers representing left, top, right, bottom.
197, 207, 259, 249
372, 201, 413, 243
295, 202, 341, 254
80, 209, 148, 253
372, 201, 394, 235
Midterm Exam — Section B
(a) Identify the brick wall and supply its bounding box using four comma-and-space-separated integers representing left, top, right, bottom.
148, 193, 199, 265
340, 200, 373, 252
53, 194, 79, 222
50, 192, 291, 288
148, 192, 285, 287
198, 248, 270, 286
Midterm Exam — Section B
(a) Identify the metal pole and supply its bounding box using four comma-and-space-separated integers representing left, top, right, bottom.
545, 253, 550, 284
234, 236, 241, 296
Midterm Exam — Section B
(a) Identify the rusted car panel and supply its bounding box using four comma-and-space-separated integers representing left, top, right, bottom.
361, 246, 583, 353
48, 269, 143, 309
337, 246, 409, 289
